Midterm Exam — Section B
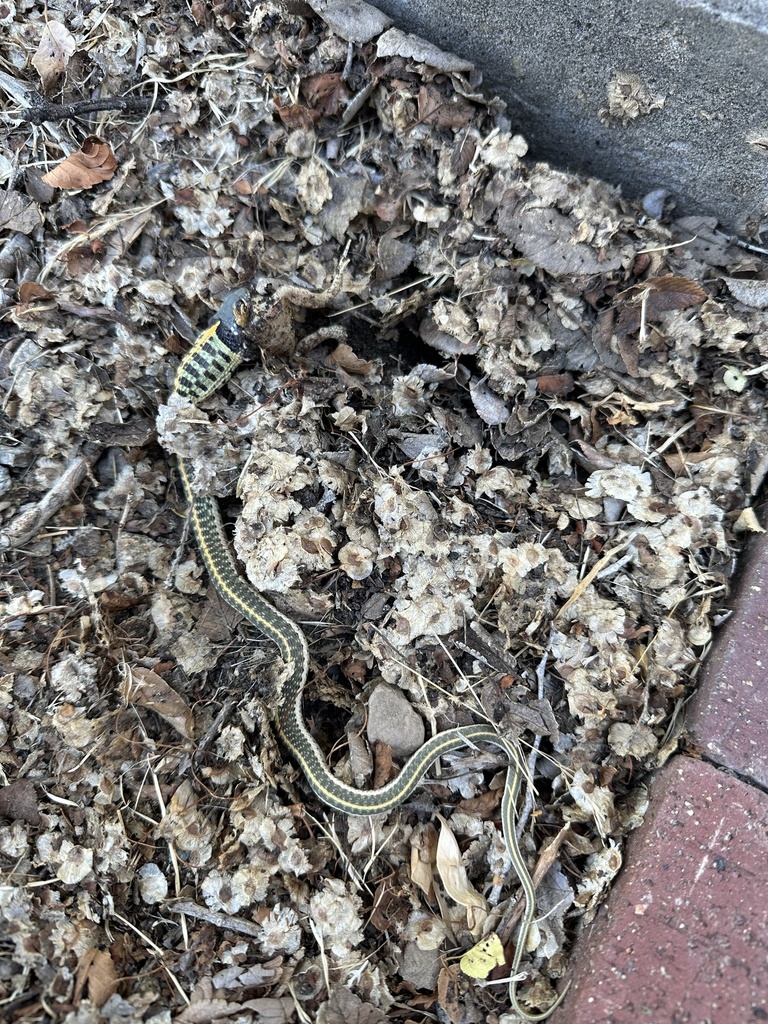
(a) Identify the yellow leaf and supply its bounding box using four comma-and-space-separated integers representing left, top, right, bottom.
459, 932, 505, 979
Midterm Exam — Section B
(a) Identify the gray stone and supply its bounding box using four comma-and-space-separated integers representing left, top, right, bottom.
398, 939, 442, 990
366, 682, 425, 757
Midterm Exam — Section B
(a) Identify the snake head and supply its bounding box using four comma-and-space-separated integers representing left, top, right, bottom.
215, 287, 251, 353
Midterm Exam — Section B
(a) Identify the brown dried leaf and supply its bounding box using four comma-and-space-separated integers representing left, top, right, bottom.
369, 879, 410, 933
417, 84, 475, 129
31, 20, 76, 91
41, 136, 117, 190
123, 666, 195, 739
74, 948, 119, 1009
615, 275, 708, 337
301, 72, 351, 116
273, 99, 321, 130
326, 342, 375, 375
17, 281, 54, 304
536, 373, 575, 397
455, 787, 502, 820
158, 780, 214, 861
372, 739, 394, 788
437, 964, 464, 1022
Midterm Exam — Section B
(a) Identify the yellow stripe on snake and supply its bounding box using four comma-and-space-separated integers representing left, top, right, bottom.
172, 287, 567, 1019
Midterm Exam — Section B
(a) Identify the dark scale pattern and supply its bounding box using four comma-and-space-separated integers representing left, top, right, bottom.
174, 325, 243, 402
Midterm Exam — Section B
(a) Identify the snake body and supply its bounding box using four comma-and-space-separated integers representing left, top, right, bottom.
172, 289, 565, 1019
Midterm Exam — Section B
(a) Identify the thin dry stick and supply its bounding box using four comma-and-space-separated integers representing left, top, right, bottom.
0, 457, 89, 553
165, 899, 262, 938
555, 533, 637, 621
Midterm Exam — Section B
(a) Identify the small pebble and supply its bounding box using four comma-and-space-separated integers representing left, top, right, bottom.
366, 683, 425, 757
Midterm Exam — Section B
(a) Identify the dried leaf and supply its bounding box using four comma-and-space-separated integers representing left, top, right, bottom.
326, 342, 375, 375
176, 992, 295, 1023
435, 814, 488, 934
17, 281, 53, 304
319, 983, 388, 1023
417, 84, 475, 129
31, 20, 76, 91
369, 880, 410, 933
376, 27, 474, 73
436, 964, 464, 1022
723, 276, 768, 308
455, 787, 501, 820
497, 202, 627, 276
273, 99, 321, 130
615, 275, 707, 336
0, 779, 40, 825
41, 136, 117, 190
469, 377, 510, 425
74, 948, 119, 1009
459, 932, 505, 979
535, 373, 575, 397
301, 72, 351, 116
123, 666, 195, 740
0, 191, 42, 233
599, 72, 665, 126
410, 823, 438, 900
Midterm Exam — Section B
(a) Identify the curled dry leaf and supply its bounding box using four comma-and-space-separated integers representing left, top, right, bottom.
326, 342, 375, 375
31, 20, 76, 91
42, 136, 117, 190
17, 281, 54, 305
410, 822, 438, 901
734, 506, 765, 533
122, 665, 195, 740
273, 99, 321, 130
435, 814, 488, 935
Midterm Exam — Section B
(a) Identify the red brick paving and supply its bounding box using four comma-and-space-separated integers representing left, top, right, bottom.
686, 533, 768, 788
551, 533, 768, 1024
551, 757, 768, 1024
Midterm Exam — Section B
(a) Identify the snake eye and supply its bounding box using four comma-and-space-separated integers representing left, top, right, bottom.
233, 297, 250, 329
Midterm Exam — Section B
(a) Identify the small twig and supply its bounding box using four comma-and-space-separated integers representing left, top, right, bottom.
500, 822, 573, 941
0, 457, 89, 553
19, 95, 156, 126
555, 532, 637, 620
166, 899, 262, 938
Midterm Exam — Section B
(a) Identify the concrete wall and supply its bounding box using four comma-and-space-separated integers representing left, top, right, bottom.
371, 0, 768, 235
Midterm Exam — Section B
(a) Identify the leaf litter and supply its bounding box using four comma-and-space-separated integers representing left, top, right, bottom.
1, 1, 767, 1021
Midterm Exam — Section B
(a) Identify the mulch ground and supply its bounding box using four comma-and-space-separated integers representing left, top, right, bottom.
2, 2, 767, 1022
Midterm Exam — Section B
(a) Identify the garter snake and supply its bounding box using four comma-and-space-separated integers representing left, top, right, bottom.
171, 287, 566, 1019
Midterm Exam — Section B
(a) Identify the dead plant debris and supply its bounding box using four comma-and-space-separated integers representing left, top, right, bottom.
1, 1, 767, 1022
